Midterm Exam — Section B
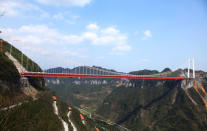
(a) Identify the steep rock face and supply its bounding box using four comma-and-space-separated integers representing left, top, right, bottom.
0, 40, 45, 106
97, 79, 207, 130
0, 53, 25, 107
0, 53, 20, 85
2, 40, 45, 90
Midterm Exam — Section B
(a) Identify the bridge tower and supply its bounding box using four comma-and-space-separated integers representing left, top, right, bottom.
187, 58, 195, 79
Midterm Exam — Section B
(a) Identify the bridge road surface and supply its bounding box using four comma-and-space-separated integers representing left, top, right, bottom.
21, 72, 186, 80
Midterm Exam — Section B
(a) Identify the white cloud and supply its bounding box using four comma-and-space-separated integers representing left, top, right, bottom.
52, 12, 79, 24
110, 44, 131, 56
62, 35, 83, 44
101, 27, 120, 35
2, 24, 130, 58
0, 0, 23, 16
86, 24, 99, 30
53, 12, 64, 20
83, 25, 130, 54
142, 30, 152, 40
2, 25, 90, 68
82, 32, 98, 42
2, 25, 65, 46
0, 0, 79, 24
0, 0, 50, 18
96, 36, 115, 45
36, 0, 92, 7
114, 44, 131, 52
144, 30, 152, 37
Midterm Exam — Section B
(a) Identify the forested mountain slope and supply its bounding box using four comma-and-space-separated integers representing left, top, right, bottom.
0, 39, 120, 131
97, 70, 207, 130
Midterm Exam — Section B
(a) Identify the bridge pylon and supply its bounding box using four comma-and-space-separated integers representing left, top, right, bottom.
187, 58, 195, 79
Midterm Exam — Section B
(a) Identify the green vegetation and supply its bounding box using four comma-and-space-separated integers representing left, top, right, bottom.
97, 78, 207, 130
0, 53, 28, 107
55, 95, 115, 131
2, 40, 206, 131
97, 80, 177, 122
70, 106, 89, 130
0, 53, 20, 84
2, 39, 45, 90
161, 67, 172, 73
47, 69, 207, 130
86, 118, 121, 131
149, 87, 207, 131
2, 40, 41, 72
129, 69, 159, 75
48, 83, 113, 109
47, 81, 122, 130
167, 69, 183, 77
0, 91, 63, 131
55, 97, 73, 131
69, 106, 120, 131
0, 39, 45, 107
1, 39, 120, 131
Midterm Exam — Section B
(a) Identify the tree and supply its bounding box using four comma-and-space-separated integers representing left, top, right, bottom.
161, 68, 172, 73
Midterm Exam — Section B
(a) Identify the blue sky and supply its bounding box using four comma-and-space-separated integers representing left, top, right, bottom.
0, 0, 207, 72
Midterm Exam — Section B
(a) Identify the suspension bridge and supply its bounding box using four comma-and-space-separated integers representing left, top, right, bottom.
1, 39, 195, 80
20, 58, 196, 80
21, 72, 186, 80
20, 55, 195, 80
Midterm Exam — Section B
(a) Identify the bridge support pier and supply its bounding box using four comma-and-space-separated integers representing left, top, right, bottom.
20, 77, 30, 88
181, 79, 193, 89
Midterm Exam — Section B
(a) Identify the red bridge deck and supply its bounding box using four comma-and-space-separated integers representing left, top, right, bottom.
21, 72, 186, 80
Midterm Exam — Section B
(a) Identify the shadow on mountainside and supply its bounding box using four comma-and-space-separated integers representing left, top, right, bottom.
117, 85, 176, 124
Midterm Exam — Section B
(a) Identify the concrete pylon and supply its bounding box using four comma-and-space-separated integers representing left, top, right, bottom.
187, 58, 195, 79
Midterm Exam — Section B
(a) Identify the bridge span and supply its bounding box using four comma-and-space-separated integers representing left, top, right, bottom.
21, 72, 186, 80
